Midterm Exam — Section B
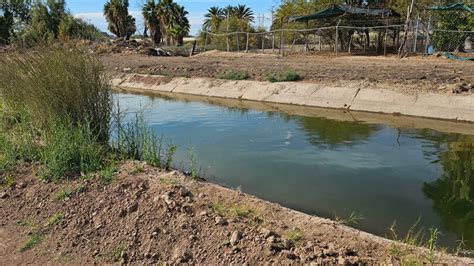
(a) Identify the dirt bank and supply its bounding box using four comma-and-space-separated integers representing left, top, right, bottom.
1, 162, 472, 264
101, 52, 473, 95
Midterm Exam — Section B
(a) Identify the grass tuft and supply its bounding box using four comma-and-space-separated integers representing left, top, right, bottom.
19, 232, 43, 252
217, 70, 249, 80
266, 70, 301, 83
46, 212, 64, 226
285, 228, 304, 244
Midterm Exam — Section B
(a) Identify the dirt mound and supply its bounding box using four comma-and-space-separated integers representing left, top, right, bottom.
1, 162, 471, 264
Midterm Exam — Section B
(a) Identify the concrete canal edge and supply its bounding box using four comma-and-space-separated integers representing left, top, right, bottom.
112, 73, 474, 123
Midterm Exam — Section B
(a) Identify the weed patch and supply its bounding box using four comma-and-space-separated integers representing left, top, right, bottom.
266, 70, 301, 83
218, 70, 249, 80
46, 212, 64, 226
19, 232, 43, 252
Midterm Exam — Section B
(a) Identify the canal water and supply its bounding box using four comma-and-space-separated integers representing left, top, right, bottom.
118, 92, 474, 251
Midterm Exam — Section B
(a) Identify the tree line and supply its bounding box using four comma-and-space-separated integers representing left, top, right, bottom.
0, 0, 103, 46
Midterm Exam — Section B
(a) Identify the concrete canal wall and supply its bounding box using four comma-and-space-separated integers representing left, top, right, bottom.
112, 73, 474, 122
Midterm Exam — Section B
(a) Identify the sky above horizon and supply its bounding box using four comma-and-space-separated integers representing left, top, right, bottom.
70, 0, 280, 36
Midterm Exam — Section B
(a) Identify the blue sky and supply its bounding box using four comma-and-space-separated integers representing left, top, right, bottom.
70, 0, 279, 35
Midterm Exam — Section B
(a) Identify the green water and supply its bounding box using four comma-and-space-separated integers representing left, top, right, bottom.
118, 92, 474, 252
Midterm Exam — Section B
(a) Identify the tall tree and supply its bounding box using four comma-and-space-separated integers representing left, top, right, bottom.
103, 0, 136, 39
203, 6, 223, 32
234, 4, 254, 24
142, 0, 161, 44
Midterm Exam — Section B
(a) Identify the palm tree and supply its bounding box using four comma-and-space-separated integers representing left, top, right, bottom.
142, 0, 161, 44
169, 4, 189, 46
234, 4, 254, 24
203, 6, 223, 32
103, 0, 136, 39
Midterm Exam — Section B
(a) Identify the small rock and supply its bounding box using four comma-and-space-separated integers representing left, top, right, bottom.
122, 67, 133, 73
16, 182, 26, 189
266, 235, 276, 244
161, 192, 174, 205
338, 256, 348, 265
0, 192, 9, 199
178, 186, 191, 197
281, 250, 298, 260
230, 231, 242, 246
260, 228, 275, 238
198, 210, 207, 216
215, 216, 227, 226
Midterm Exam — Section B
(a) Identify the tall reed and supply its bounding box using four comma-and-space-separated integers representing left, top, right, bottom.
0, 46, 112, 142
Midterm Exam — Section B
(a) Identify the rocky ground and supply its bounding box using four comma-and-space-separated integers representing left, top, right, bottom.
101, 51, 474, 95
1, 161, 472, 265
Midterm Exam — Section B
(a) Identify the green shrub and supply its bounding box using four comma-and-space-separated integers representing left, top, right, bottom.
111, 111, 177, 168
217, 70, 249, 80
266, 70, 301, 83
0, 47, 112, 143
40, 120, 104, 181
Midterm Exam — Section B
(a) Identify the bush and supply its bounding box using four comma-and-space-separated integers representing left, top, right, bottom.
0, 47, 112, 143
266, 70, 301, 83
217, 70, 249, 80
40, 120, 104, 180
431, 12, 474, 52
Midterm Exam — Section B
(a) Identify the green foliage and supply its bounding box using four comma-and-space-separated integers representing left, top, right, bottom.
217, 70, 249, 80
335, 211, 364, 225
284, 228, 304, 244
142, 0, 190, 46
266, 70, 301, 83
104, 0, 136, 39
40, 120, 104, 181
0, 47, 112, 143
46, 212, 64, 226
19, 232, 43, 252
432, 12, 474, 52
427, 227, 440, 262
188, 146, 197, 179
10, 0, 103, 47
98, 163, 117, 184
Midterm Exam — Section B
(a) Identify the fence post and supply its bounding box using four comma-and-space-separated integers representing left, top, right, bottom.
272, 33, 275, 52
204, 31, 209, 51
261, 32, 265, 53
363, 28, 367, 52
246, 33, 249, 53
348, 32, 353, 53
384, 26, 388, 56
280, 29, 284, 56
335, 22, 340, 56
236, 32, 240, 52
319, 35, 321, 51
413, 14, 419, 53
425, 16, 431, 54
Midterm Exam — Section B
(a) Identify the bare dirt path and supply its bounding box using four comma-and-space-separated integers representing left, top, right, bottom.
101, 52, 473, 94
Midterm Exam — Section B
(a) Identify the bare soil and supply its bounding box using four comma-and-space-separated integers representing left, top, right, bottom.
101, 52, 474, 95
1, 162, 472, 265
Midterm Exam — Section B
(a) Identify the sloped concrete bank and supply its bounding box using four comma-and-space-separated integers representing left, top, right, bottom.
112, 73, 474, 122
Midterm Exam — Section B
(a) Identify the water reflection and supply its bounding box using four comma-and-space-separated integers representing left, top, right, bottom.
295, 116, 381, 148
423, 137, 474, 250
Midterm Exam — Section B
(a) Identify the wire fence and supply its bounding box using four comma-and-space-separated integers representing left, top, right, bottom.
197, 23, 473, 56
